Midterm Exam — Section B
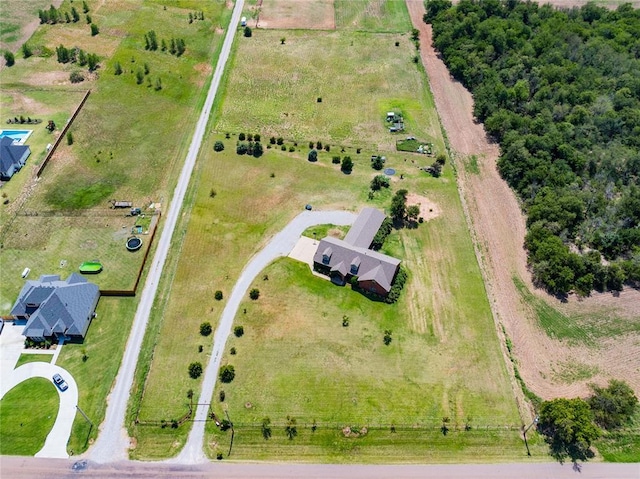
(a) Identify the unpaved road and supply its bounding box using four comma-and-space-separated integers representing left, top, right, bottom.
2, 456, 639, 479
87, 0, 245, 463
406, 0, 640, 400
175, 210, 357, 463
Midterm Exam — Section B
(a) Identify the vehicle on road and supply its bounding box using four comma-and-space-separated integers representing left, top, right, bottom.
52, 373, 68, 392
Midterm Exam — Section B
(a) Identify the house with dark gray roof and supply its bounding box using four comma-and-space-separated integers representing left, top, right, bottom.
313, 208, 400, 296
11, 273, 100, 342
0, 136, 30, 180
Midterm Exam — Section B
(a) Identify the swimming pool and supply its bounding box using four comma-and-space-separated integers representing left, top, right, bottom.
0, 129, 33, 144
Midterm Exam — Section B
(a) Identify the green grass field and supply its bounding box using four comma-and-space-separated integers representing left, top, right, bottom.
15, 353, 53, 367
215, 30, 442, 152
0, 378, 58, 456
334, 0, 412, 32
513, 277, 640, 345
55, 296, 137, 454
0, 0, 55, 50
128, 21, 522, 459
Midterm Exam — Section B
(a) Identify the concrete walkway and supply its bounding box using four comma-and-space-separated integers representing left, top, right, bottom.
0, 362, 78, 458
175, 210, 357, 463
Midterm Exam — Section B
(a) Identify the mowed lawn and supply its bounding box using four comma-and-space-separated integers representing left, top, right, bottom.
0, 378, 59, 456
216, 30, 441, 151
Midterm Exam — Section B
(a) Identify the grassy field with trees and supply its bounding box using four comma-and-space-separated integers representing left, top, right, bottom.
0, 0, 233, 456
127, 19, 525, 459
427, 0, 640, 296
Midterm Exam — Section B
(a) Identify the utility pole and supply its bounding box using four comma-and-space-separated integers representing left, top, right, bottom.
523, 415, 539, 456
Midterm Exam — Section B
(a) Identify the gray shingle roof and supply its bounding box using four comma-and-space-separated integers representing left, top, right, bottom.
0, 137, 30, 179
313, 236, 400, 292
343, 207, 386, 248
11, 274, 100, 339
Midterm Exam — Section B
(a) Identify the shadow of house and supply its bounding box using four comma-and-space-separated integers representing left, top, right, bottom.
0, 137, 30, 180
313, 208, 400, 297
11, 274, 100, 342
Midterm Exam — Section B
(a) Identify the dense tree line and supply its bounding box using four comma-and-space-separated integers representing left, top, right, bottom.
427, 0, 640, 295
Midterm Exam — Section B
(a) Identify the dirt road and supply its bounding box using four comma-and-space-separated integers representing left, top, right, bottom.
406, 0, 640, 400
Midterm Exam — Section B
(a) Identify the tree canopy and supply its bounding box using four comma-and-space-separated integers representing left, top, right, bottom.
538, 397, 600, 463
429, 0, 640, 295
588, 379, 639, 430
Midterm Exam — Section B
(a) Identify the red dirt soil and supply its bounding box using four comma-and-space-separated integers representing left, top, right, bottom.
406, 0, 640, 402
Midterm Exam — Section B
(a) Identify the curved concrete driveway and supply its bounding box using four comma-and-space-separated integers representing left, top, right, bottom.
1, 362, 78, 458
175, 210, 358, 463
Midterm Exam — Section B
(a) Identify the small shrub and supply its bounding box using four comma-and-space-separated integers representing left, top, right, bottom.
21, 43, 33, 59
308, 150, 318, 162
67, 132, 74, 145
395, 41, 400, 47
247, 134, 253, 141
316, 141, 322, 150
114, 61, 122, 75
214, 141, 225, 152
236, 143, 248, 155
281, 145, 286, 151
230, 347, 236, 355
341, 156, 353, 174
225, 132, 231, 139
332, 156, 341, 164
219, 364, 235, 383
254, 134, 261, 142
239, 132, 246, 141
308, 141, 314, 149
200, 322, 212, 336
317, 97, 322, 103
219, 390, 225, 402
276, 137, 284, 145
270, 136, 276, 144
289, 146, 295, 152
5, 51, 16, 66
69, 71, 84, 83
249, 288, 260, 300
216, 453, 223, 460
90, 23, 99, 36
324, 144, 330, 152
188, 362, 203, 379
383, 329, 392, 345
234, 325, 244, 337
209, 189, 217, 198
215, 290, 223, 300
198, 345, 203, 353
136, 69, 144, 84
243, 26, 252, 37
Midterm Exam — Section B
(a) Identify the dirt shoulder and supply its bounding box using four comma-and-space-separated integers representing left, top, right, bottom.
406, 0, 640, 401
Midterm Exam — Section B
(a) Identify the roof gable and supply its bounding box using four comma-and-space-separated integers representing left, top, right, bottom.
343, 207, 386, 248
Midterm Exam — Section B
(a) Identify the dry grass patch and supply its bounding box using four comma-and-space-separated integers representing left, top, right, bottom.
257, 0, 335, 30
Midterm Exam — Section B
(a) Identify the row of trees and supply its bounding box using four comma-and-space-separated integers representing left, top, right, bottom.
537, 380, 638, 462
428, 0, 640, 295
39, 1, 89, 24
56, 45, 99, 71
144, 30, 186, 57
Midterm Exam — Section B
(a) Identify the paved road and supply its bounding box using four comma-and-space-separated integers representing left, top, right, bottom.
87, 0, 245, 463
175, 210, 358, 463
1, 457, 639, 479
0, 363, 78, 459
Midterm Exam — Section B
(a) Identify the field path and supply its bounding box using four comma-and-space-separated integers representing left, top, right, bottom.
174, 210, 358, 464
86, 0, 245, 463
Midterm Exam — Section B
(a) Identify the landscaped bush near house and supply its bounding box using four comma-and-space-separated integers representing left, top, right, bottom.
385, 266, 408, 304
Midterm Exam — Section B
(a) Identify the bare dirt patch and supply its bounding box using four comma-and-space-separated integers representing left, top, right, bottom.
406, 193, 440, 222
406, 0, 640, 400
257, 0, 336, 30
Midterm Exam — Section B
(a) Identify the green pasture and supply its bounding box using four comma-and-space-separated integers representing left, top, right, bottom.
302, 224, 349, 240
334, 0, 412, 32
0, 378, 59, 455
56, 296, 137, 454
513, 277, 640, 345
215, 30, 442, 152
205, 424, 547, 463
15, 353, 53, 367
0, 0, 54, 50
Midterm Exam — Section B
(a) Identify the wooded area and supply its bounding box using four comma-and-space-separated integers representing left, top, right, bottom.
427, 0, 640, 295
